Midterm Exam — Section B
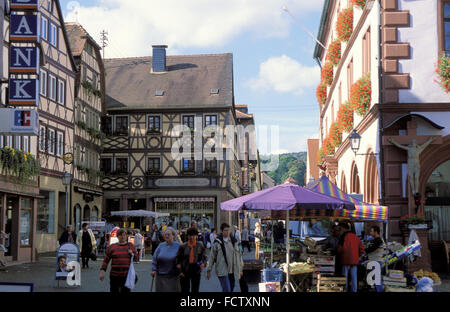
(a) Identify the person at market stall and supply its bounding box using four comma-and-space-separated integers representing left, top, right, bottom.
176, 227, 207, 293
364, 225, 386, 292
308, 218, 329, 237
206, 223, 244, 292
317, 224, 340, 255
254, 222, 263, 260
152, 227, 181, 292
337, 223, 364, 292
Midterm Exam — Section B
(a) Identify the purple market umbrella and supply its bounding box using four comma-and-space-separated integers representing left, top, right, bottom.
220, 181, 355, 292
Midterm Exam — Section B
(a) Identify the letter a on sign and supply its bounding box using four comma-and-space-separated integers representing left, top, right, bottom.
10, 0, 39, 10
10, 15, 39, 42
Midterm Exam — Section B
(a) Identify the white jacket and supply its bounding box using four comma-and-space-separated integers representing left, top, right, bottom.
76, 229, 97, 251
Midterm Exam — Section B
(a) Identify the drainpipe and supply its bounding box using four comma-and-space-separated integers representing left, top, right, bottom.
376, 0, 388, 240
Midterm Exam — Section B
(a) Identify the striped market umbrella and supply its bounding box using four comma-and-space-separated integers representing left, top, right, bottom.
307, 175, 388, 222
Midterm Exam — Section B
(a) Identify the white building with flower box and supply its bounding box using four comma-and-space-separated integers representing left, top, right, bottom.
309, 0, 450, 272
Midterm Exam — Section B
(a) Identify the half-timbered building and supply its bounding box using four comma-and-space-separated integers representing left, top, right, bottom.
66, 22, 105, 232
35, 0, 77, 253
102, 46, 258, 231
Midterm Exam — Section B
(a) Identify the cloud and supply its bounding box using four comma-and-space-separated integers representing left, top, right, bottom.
246, 55, 320, 95
64, 0, 324, 57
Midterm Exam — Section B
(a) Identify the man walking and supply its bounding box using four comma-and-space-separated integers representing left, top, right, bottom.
151, 224, 161, 255
241, 227, 251, 252
76, 223, 96, 269
206, 223, 243, 292
59, 225, 77, 246
337, 223, 364, 292
100, 229, 138, 293
233, 226, 241, 245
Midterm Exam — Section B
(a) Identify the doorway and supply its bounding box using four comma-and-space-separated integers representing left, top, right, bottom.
5, 196, 19, 257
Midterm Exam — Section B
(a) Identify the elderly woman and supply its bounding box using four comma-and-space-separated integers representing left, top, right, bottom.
176, 227, 207, 293
152, 227, 181, 292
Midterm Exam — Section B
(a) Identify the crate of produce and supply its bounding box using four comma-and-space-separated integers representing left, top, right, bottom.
262, 268, 283, 282
317, 275, 346, 292
315, 265, 335, 272
313, 256, 335, 265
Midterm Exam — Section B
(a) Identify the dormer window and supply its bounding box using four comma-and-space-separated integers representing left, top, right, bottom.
210, 89, 219, 94
155, 90, 164, 96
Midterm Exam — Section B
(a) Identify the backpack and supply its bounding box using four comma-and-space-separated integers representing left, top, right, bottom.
215, 234, 237, 267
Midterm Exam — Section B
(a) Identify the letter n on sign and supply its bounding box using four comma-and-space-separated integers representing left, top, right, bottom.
10, 0, 39, 10
8, 79, 39, 106
10, 47, 40, 74
10, 15, 39, 42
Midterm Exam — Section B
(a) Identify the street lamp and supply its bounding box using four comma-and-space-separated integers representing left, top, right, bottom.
62, 172, 72, 228
349, 129, 378, 156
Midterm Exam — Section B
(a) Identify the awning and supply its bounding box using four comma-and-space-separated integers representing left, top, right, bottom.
154, 197, 215, 203
307, 175, 389, 222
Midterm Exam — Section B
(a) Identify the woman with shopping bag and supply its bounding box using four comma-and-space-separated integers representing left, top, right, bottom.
100, 229, 138, 293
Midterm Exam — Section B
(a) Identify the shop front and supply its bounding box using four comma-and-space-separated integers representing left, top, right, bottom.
0, 177, 39, 263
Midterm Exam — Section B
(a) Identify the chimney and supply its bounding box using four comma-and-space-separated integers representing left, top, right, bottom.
152, 45, 168, 73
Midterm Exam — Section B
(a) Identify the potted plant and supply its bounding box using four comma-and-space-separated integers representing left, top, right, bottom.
351, 0, 367, 9
316, 82, 327, 105
435, 54, 449, 93
400, 213, 429, 229
329, 121, 343, 149
321, 61, 334, 86
326, 39, 342, 66
349, 73, 371, 116
336, 7, 353, 42
337, 101, 354, 133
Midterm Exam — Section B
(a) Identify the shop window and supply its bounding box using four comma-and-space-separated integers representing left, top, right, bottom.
92, 206, 99, 220
37, 191, 55, 234
20, 198, 33, 246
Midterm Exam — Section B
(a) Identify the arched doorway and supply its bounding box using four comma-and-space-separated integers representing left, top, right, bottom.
364, 152, 379, 204
340, 171, 348, 193
92, 206, 99, 220
74, 204, 81, 232
83, 205, 90, 221
350, 162, 361, 194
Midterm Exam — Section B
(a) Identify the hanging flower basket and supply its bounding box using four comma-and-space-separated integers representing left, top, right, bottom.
0, 147, 40, 183
337, 102, 354, 132
336, 8, 353, 42
329, 121, 343, 148
326, 39, 342, 66
317, 147, 324, 164
351, 0, 367, 9
435, 55, 450, 93
321, 62, 334, 86
322, 136, 335, 156
316, 83, 327, 105
349, 73, 371, 116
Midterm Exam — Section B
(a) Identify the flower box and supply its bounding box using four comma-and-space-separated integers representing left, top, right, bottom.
407, 224, 428, 229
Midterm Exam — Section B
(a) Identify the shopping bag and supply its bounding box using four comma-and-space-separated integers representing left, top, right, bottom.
125, 255, 136, 290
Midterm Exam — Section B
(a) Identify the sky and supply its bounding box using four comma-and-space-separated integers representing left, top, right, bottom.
60, 0, 325, 154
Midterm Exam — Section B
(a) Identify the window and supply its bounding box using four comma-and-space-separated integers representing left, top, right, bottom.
183, 158, 195, 172
40, 70, 47, 96
205, 115, 217, 127
102, 116, 113, 135
41, 17, 48, 40
100, 158, 112, 174
37, 191, 55, 234
148, 158, 161, 174
22, 136, 29, 153
80, 146, 85, 167
48, 0, 53, 12
49, 24, 57, 47
0, 136, 3, 147
39, 126, 46, 151
148, 115, 161, 133
58, 80, 65, 104
183, 115, 195, 130
205, 159, 217, 172
6, 136, 12, 147
49, 75, 57, 101
440, 1, 450, 56
115, 158, 128, 174
48, 129, 55, 154
347, 58, 353, 98
362, 28, 371, 75
115, 116, 128, 135
56, 132, 63, 156
20, 198, 32, 246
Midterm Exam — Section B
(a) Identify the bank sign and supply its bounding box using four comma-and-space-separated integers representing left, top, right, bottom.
0, 108, 39, 136
8, 0, 40, 107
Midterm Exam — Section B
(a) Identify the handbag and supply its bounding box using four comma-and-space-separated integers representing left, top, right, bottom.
90, 251, 97, 261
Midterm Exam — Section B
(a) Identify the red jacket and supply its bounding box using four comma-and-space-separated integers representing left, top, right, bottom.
337, 232, 364, 265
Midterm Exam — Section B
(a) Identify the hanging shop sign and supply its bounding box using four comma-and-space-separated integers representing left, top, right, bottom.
0, 108, 39, 135
10, 0, 39, 10
9, 14, 39, 42
8, 79, 39, 106
9, 47, 40, 74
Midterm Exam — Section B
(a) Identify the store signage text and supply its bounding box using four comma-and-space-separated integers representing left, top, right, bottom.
8, 79, 39, 106
10, 47, 40, 74
10, 0, 39, 10
9, 14, 39, 42
0, 108, 39, 135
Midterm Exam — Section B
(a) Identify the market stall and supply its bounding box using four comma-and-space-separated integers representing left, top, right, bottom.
220, 179, 355, 292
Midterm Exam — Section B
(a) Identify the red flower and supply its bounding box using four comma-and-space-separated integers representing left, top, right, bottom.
321, 62, 334, 86
436, 55, 450, 93
351, 0, 367, 9
326, 39, 342, 66
316, 83, 327, 105
349, 73, 371, 116
329, 121, 342, 148
337, 102, 354, 132
336, 8, 353, 42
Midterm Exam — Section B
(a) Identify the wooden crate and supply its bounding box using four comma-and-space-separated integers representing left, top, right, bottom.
317, 275, 346, 292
